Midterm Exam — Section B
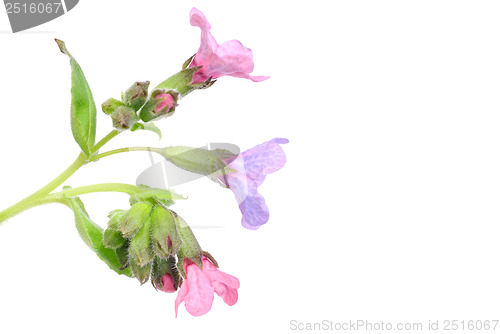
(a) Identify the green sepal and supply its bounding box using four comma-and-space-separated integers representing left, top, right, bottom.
110, 106, 138, 131
124, 81, 149, 111
154, 66, 201, 97
101, 98, 125, 115
139, 89, 178, 123
151, 206, 181, 258
129, 214, 154, 266
116, 240, 130, 269
120, 202, 153, 237
151, 257, 168, 290
55, 39, 97, 157
130, 122, 162, 140
107, 209, 127, 230
181, 54, 195, 70
129, 256, 152, 285
63, 189, 132, 277
151, 256, 180, 291
158, 146, 237, 177
174, 213, 203, 277
103, 228, 125, 249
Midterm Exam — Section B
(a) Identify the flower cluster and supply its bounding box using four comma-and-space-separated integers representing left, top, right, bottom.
78, 7, 285, 317
99, 7, 286, 317
103, 192, 239, 317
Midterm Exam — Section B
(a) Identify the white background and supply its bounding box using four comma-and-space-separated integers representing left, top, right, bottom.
1, 0, 500, 333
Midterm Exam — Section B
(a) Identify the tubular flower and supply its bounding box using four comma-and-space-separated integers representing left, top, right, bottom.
175, 255, 240, 317
219, 138, 288, 230
189, 7, 269, 84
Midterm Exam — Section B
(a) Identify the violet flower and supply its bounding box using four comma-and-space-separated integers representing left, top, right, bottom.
189, 7, 269, 84
219, 138, 288, 230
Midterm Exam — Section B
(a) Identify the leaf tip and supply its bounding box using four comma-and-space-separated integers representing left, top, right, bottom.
55, 38, 70, 57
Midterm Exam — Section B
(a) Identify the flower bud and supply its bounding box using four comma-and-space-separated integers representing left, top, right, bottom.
152, 256, 180, 292
120, 202, 153, 237
151, 205, 181, 258
101, 98, 125, 115
103, 228, 125, 249
115, 241, 130, 269
124, 81, 150, 110
139, 89, 178, 122
107, 209, 128, 230
110, 106, 139, 131
174, 213, 203, 277
129, 256, 152, 285
129, 214, 154, 266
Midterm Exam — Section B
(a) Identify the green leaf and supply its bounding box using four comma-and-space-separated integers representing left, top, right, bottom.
65, 192, 132, 277
130, 122, 162, 140
55, 39, 97, 157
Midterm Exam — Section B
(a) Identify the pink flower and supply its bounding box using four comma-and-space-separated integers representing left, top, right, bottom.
156, 273, 176, 293
154, 93, 175, 113
175, 256, 240, 317
189, 7, 269, 84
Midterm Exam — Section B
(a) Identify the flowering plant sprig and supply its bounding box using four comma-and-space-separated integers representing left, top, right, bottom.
0, 8, 287, 317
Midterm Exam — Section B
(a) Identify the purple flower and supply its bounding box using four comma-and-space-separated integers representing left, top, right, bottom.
219, 138, 288, 230
189, 7, 269, 84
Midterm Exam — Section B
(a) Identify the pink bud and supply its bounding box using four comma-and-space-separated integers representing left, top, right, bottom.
159, 273, 176, 293
154, 93, 175, 113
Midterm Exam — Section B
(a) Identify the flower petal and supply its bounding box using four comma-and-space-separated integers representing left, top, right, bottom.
241, 138, 289, 180
174, 279, 189, 317
189, 7, 268, 83
190, 7, 217, 67
238, 192, 270, 229
213, 281, 239, 306
176, 262, 215, 317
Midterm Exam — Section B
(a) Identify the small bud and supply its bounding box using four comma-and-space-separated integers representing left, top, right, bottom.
110, 106, 139, 131
174, 213, 203, 277
151, 205, 181, 258
101, 98, 125, 115
139, 89, 179, 122
129, 256, 152, 285
103, 228, 125, 249
116, 241, 130, 269
129, 214, 154, 266
120, 202, 153, 237
107, 209, 127, 230
151, 256, 180, 292
124, 81, 150, 111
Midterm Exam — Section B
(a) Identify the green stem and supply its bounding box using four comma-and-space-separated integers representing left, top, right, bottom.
0, 152, 87, 224
90, 146, 161, 161
91, 130, 119, 154
46, 183, 141, 200
0, 130, 122, 225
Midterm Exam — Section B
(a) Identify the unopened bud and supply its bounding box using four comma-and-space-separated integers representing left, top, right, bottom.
124, 81, 150, 110
129, 256, 152, 285
120, 202, 153, 237
111, 106, 139, 131
174, 213, 203, 277
151, 205, 181, 258
152, 257, 180, 292
103, 228, 125, 249
129, 214, 154, 266
102, 98, 125, 115
139, 89, 178, 122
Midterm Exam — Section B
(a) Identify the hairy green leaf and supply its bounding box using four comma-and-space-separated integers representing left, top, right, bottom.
65, 193, 132, 277
56, 39, 97, 156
